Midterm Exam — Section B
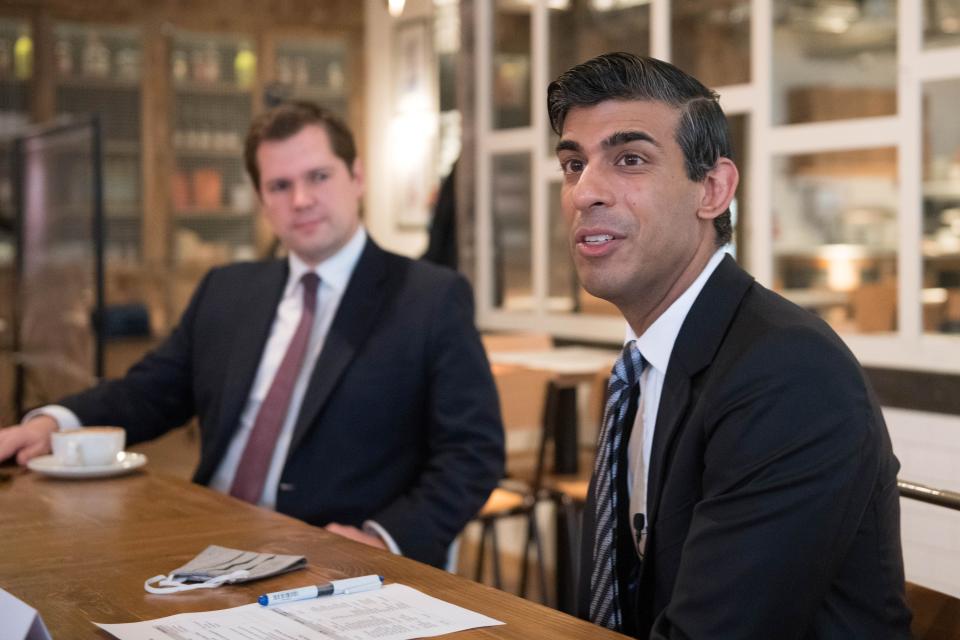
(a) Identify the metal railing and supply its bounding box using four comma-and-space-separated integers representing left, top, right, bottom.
898, 479, 960, 512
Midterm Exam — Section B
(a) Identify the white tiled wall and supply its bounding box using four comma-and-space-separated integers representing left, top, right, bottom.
884, 407, 960, 598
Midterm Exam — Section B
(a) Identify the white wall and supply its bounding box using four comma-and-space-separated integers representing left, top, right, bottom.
363, 0, 432, 258
884, 407, 960, 598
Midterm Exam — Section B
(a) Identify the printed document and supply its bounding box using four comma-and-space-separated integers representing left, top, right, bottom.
97, 583, 504, 640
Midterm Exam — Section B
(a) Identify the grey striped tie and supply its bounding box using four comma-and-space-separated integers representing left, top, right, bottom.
589, 340, 644, 631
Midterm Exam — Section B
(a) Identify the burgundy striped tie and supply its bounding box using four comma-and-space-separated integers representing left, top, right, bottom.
230, 272, 320, 504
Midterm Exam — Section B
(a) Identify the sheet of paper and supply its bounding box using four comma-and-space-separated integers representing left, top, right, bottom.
97, 583, 504, 640
0, 587, 53, 640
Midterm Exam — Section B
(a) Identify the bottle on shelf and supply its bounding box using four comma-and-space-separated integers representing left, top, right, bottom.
234, 45, 256, 89
191, 46, 205, 82
204, 43, 221, 83
327, 60, 344, 91
55, 37, 73, 76
81, 31, 110, 78
172, 48, 189, 82
115, 47, 141, 82
294, 56, 309, 86
277, 55, 293, 84
13, 30, 32, 80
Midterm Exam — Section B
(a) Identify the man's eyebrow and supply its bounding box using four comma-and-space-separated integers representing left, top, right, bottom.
603, 130, 658, 149
555, 139, 582, 154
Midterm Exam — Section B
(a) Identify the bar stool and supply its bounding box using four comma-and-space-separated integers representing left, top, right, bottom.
472, 483, 534, 590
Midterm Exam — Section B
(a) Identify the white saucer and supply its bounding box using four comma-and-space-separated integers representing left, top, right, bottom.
27, 451, 148, 479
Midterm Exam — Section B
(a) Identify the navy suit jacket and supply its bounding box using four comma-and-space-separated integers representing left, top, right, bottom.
579, 255, 911, 638
61, 238, 505, 567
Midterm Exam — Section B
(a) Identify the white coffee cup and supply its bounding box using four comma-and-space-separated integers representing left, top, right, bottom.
50, 427, 126, 467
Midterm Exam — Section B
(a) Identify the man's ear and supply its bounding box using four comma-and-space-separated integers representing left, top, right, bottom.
697, 157, 739, 221
352, 157, 365, 191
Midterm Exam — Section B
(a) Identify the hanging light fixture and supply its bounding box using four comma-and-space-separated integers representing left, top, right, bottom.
388, 0, 406, 17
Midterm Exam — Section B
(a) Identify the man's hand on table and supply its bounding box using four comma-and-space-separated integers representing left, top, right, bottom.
325, 523, 389, 550
0, 416, 58, 465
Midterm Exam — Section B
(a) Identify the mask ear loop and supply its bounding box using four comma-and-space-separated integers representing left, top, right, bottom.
144, 569, 251, 594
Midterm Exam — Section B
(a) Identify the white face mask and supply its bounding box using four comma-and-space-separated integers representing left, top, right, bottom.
144, 570, 251, 594
143, 545, 306, 595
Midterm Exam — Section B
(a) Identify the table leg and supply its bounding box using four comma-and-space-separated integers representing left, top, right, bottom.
552, 387, 578, 474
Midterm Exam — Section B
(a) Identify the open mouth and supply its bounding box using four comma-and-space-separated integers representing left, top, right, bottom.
582, 234, 614, 245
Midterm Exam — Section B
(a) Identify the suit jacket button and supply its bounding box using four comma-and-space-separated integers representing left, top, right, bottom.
279, 483, 296, 492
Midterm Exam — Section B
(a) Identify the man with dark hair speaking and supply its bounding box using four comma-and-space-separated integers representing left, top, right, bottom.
550, 53, 911, 638
0, 101, 504, 569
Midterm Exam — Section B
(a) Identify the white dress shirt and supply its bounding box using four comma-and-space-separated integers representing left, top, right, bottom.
28, 227, 401, 550
625, 249, 727, 552
206, 226, 366, 504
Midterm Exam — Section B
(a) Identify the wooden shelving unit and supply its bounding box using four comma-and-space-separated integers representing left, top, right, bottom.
0, 0, 364, 337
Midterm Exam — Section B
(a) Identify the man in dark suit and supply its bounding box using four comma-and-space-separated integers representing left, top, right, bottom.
0, 102, 504, 568
550, 53, 911, 637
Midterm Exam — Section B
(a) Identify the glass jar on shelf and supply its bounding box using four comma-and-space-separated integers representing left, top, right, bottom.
115, 47, 140, 82
204, 43, 221, 83
81, 31, 110, 78
233, 45, 256, 89
327, 60, 344, 91
55, 38, 73, 76
277, 55, 293, 84
172, 48, 189, 82
13, 29, 32, 80
293, 56, 309, 86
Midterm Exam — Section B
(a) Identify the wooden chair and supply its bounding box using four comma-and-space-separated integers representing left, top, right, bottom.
506, 378, 592, 611
907, 582, 960, 639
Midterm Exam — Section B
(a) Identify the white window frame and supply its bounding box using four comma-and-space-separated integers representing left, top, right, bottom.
474, 0, 960, 373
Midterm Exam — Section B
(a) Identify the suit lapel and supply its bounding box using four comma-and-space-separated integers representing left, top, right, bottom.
646, 255, 753, 524
287, 239, 391, 454
213, 260, 288, 457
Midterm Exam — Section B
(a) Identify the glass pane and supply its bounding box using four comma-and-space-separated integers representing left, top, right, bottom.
493, 0, 531, 129
772, 1, 897, 125
19, 124, 101, 405
922, 79, 960, 334
548, 0, 650, 82
926, 0, 960, 49
0, 19, 30, 129
492, 153, 532, 310
547, 182, 619, 316
0, 20, 29, 357
672, 0, 750, 87
436, 0, 461, 178
728, 113, 748, 264
773, 149, 898, 334
54, 22, 142, 264
547, 0, 650, 148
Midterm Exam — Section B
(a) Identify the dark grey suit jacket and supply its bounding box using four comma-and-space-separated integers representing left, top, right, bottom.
61, 238, 505, 568
579, 255, 911, 638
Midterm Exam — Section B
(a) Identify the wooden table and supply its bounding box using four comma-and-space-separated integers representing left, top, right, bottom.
0, 466, 626, 639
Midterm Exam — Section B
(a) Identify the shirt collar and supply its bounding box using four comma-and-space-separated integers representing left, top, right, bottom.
627, 248, 728, 374
284, 226, 367, 298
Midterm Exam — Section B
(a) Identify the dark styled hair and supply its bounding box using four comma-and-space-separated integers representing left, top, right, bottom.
244, 101, 357, 192
547, 52, 733, 246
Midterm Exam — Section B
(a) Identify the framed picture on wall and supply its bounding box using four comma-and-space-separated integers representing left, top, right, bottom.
391, 18, 437, 230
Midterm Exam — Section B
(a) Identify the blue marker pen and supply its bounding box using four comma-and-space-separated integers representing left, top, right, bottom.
258, 574, 384, 606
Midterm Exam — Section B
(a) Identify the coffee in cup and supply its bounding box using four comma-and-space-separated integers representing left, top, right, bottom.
50, 427, 125, 467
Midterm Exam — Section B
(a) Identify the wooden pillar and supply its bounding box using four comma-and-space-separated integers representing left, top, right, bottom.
140, 13, 172, 329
